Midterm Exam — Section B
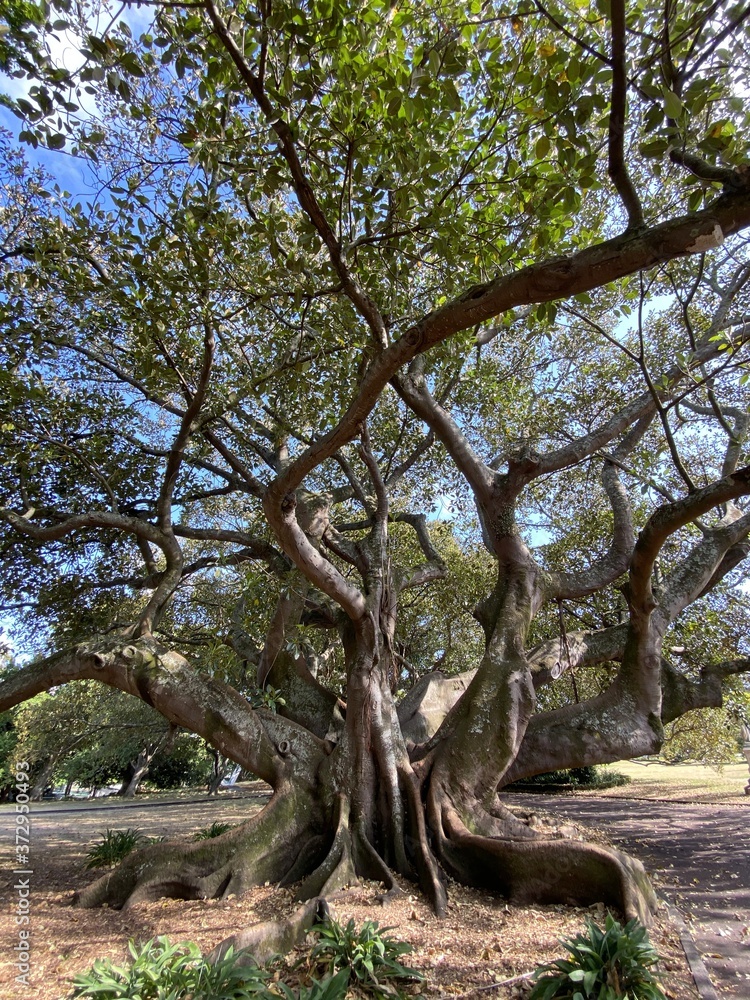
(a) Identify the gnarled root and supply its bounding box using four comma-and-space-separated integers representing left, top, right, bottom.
400, 766, 447, 915
209, 897, 331, 966
436, 801, 657, 925
296, 793, 414, 903
296, 795, 358, 900
74, 788, 323, 910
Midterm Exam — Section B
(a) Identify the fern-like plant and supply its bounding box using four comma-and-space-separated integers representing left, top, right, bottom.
84, 829, 145, 869
193, 820, 235, 840
530, 913, 666, 1000
71, 936, 270, 999
310, 918, 422, 997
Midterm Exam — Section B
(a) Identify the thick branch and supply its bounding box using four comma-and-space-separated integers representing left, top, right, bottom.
656, 507, 750, 624
528, 623, 627, 686
270, 194, 750, 512
0, 638, 326, 788
322, 526, 368, 575
394, 362, 493, 503
546, 418, 650, 599
173, 524, 288, 575
262, 192, 750, 601
630, 465, 750, 612
608, 0, 644, 228
268, 494, 367, 621
0, 507, 184, 634
393, 513, 447, 590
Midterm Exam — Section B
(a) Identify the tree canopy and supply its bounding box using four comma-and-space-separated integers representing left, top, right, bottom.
1, 0, 750, 921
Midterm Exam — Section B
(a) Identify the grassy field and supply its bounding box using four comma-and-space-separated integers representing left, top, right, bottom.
581, 759, 750, 804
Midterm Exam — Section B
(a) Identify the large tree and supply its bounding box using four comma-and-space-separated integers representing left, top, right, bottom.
1, 0, 750, 923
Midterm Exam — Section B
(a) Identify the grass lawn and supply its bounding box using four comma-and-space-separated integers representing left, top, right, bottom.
582, 759, 749, 804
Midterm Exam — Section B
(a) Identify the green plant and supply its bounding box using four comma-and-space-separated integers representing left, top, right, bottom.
276, 968, 351, 1000
71, 936, 270, 999
193, 820, 235, 840
310, 918, 422, 997
530, 914, 666, 1000
248, 685, 287, 713
84, 829, 145, 869
508, 767, 631, 791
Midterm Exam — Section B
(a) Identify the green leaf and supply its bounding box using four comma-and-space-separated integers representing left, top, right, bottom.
662, 88, 684, 119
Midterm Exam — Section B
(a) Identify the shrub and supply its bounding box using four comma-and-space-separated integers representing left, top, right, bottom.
530, 913, 666, 1000
84, 829, 144, 869
71, 936, 270, 1000
508, 766, 631, 790
310, 918, 422, 997
193, 820, 235, 840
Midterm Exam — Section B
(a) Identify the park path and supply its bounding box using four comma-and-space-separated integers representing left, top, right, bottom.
510, 792, 750, 999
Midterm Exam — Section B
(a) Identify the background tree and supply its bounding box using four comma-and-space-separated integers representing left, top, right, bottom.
8, 682, 177, 797
1, 0, 750, 924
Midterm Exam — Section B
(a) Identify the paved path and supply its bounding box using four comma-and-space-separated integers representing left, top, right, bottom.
511, 793, 749, 999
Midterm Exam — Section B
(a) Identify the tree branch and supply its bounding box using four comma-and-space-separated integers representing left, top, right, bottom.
156, 319, 215, 531
546, 416, 650, 600
393, 359, 493, 503
0, 637, 326, 788
630, 466, 750, 617
269, 493, 367, 621
608, 0, 644, 228
655, 507, 750, 625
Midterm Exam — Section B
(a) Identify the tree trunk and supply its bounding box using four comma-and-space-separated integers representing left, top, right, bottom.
30, 756, 57, 801
119, 759, 149, 798
207, 751, 230, 795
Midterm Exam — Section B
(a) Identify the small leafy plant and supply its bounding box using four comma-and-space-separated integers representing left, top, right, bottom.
248, 684, 287, 713
84, 828, 145, 869
530, 913, 666, 1000
310, 918, 422, 997
71, 936, 270, 999
275, 968, 351, 1000
193, 820, 235, 840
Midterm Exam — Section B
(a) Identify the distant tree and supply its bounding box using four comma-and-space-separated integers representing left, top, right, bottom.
11, 682, 175, 798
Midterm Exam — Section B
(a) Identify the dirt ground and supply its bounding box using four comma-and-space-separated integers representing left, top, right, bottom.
0, 784, 699, 1000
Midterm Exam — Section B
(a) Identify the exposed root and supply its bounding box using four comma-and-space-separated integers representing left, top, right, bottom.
74, 790, 319, 910
209, 897, 330, 966
296, 795, 404, 902
297, 796, 357, 900
400, 765, 447, 915
440, 804, 657, 925
278, 834, 330, 888
351, 818, 400, 890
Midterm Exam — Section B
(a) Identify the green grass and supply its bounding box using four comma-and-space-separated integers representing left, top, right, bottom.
577, 760, 748, 803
